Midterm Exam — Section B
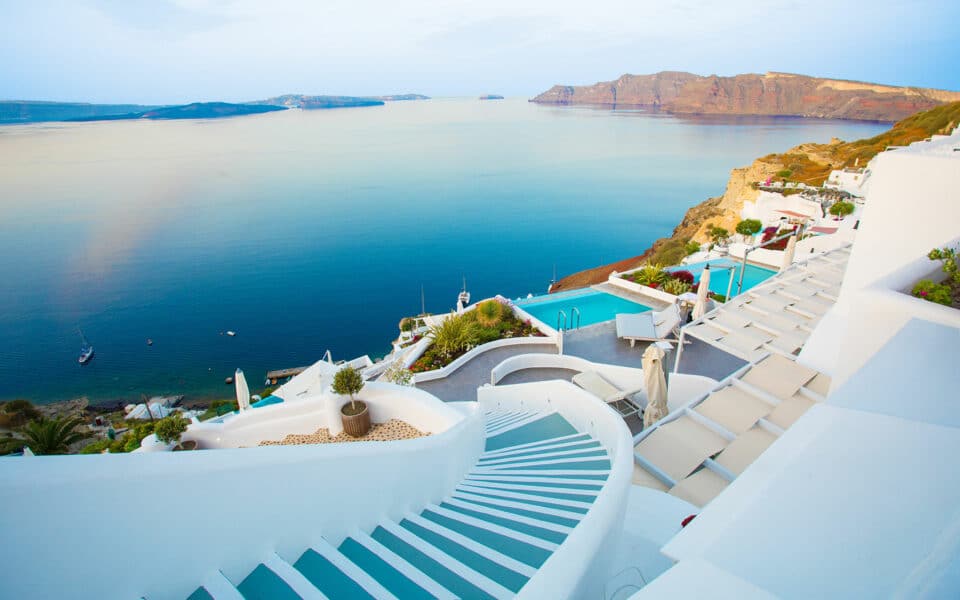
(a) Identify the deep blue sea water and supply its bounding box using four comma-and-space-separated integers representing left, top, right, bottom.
0, 98, 887, 404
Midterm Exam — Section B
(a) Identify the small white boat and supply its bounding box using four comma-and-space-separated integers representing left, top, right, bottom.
226, 331, 236, 337
78, 328, 94, 365
458, 277, 470, 307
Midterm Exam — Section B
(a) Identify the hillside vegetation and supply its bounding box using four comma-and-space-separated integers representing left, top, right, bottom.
551, 101, 960, 292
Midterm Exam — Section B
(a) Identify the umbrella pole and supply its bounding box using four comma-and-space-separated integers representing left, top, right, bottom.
673, 329, 686, 374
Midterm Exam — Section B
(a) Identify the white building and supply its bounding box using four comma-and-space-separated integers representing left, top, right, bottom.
824, 166, 870, 196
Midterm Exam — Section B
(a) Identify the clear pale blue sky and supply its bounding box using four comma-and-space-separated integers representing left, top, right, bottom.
2, 0, 957, 103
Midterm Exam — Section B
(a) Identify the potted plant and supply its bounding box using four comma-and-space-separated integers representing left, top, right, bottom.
154, 413, 194, 450
333, 366, 369, 437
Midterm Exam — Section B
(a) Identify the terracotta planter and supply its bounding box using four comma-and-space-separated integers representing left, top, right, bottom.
341, 400, 371, 437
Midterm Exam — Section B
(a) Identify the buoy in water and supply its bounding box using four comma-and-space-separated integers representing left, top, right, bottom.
225, 376, 234, 385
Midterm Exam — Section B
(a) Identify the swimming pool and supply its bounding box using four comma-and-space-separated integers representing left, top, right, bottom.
516, 289, 651, 329
669, 259, 777, 297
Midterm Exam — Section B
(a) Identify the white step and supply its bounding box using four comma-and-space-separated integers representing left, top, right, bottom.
477, 446, 607, 467
481, 432, 588, 456
452, 490, 587, 521
404, 512, 537, 578
378, 520, 514, 600
472, 455, 610, 471
485, 411, 531, 429
470, 468, 610, 478
461, 480, 598, 500
349, 530, 457, 600
426, 503, 559, 552
466, 474, 604, 488
485, 412, 555, 437
442, 497, 574, 534
200, 571, 244, 600
457, 484, 594, 510
263, 553, 328, 600
479, 437, 600, 460
308, 538, 398, 600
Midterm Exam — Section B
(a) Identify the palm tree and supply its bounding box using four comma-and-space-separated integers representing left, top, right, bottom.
22, 416, 89, 455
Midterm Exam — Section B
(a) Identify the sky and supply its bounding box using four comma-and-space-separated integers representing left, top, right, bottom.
1, 0, 958, 104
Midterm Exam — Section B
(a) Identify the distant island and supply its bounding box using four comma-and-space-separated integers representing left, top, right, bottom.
66, 102, 285, 122
531, 71, 960, 122
1, 93, 430, 124
479, 95, 504, 100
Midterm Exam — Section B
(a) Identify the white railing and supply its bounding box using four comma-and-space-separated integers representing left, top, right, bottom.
0, 402, 485, 600
478, 381, 634, 599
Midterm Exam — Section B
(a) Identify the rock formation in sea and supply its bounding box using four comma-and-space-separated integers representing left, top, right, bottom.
532, 71, 960, 123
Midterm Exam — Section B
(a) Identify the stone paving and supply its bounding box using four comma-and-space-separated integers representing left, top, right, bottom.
259, 419, 428, 446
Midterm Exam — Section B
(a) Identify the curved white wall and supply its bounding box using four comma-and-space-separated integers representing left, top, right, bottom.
180, 382, 461, 448
0, 395, 484, 600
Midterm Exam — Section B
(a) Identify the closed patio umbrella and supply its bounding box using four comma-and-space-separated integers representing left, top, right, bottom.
235, 368, 250, 412
692, 264, 711, 320
781, 234, 797, 272
642, 344, 668, 429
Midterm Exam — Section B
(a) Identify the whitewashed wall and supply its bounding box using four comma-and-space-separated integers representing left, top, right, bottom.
0, 394, 482, 600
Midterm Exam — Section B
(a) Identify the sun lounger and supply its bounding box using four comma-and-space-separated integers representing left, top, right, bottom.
740, 354, 818, 401
572, 371, 642, 418
694, 386, 773, 435
668, 468, 730, 508
766, 394, 817, 429
615, 304, 681, 348
715, 426, 778, 475
635, 416, 728, 481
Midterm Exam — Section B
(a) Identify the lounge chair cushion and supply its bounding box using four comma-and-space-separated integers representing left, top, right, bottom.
694, 386, 773, 434
669, 468, 730, 508
741, 354, 817, 400
635, 416, 728, 481
767, 394, 816, 429
715, 426, 778, 475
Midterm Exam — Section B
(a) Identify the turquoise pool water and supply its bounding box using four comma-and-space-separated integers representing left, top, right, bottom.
516, 290, 651, 329
669, 260, 777, 297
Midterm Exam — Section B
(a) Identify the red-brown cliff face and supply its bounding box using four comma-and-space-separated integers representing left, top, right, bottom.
532, 72, 960, 122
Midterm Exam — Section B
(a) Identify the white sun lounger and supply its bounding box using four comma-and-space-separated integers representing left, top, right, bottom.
616, 304, 681, 348
572, 371, 643, 418
715, 426, 778, 475
668, 468, 730, 508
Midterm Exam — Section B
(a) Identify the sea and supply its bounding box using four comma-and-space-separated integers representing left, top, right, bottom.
0, 98, 888, 404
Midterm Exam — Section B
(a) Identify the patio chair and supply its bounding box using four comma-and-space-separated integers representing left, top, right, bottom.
615, 304, 681, 348
572, 371, 643, 418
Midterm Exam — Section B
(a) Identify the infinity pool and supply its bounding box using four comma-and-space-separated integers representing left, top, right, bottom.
516, 289, 651, 329
669, 259, 777, 297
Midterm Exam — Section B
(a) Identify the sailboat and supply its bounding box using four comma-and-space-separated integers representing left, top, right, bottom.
78, 329, 94, 365
458, 277, 470, 308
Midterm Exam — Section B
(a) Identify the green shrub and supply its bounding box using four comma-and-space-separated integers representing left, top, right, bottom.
79, 439, 113, 454
928, 246, 960, 286
662, 278, 692, 295
684, 240, 701, 256
427, 314, 479, 358
633, 263, 668, 286
154, 414, 189, 445
912, 280, 952, 305
777, 169, 792, 178
829, 201, 855, 217
21, 416, 88, 455
735, 219, 763, 236
475, 299, 504, 328
0, 399, 42, 429
708, 225, 730, 244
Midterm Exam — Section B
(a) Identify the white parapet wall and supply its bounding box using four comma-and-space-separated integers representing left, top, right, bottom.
0, 389, 484, 600
608, 272, 679, 305
175, 382, 462, 448
478, 381, 634, 599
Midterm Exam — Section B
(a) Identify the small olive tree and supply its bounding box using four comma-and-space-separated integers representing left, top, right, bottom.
154, 413, 189, 445
332, 366, 365, 411
735, 219, 762, 236
829, 201, 855, 217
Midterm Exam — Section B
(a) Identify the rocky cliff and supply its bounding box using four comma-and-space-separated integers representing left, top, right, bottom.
550, 101, 960, 292
532, 72, 960, 122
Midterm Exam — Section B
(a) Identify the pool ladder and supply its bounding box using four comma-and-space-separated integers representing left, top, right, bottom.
557, 307, 582, 331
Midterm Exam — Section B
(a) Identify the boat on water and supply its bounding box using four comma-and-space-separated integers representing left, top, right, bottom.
78, 329, 94, 365
457, 276, 470, 307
